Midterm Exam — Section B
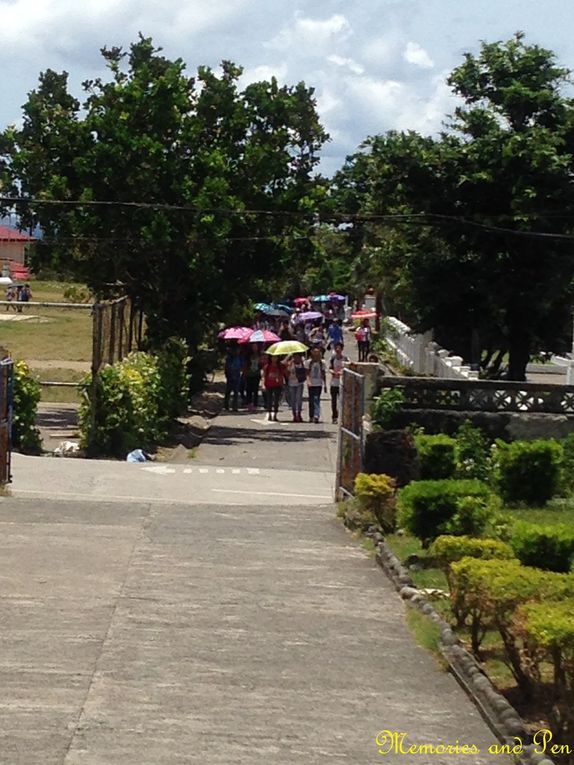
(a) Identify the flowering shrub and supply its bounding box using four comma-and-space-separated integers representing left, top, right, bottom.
12, 360, 42, 453
79, 339, 189, 457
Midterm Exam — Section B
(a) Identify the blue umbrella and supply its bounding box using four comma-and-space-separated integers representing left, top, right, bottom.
254, 302, 273, 313
273, 303, 293, 313
312, 294, 332, 303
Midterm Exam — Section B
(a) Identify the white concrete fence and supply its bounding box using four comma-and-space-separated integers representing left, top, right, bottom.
384, 317, 479, 380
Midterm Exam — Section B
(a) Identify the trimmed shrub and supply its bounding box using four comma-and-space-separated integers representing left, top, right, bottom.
493, 438, 563, 506
397, 479, 492, 546
354, 473, 396, 533
454, 421, 491, 481
450, 557, 573, 686
12, 360, 42, 453
415, 434, 457, 480
514, 601, 574, 742
430, 535, 515, 576
511, 521, 574, 573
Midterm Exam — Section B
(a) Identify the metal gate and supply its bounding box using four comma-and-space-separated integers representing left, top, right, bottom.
336, 367, 365, 500
0, 358, 13, 484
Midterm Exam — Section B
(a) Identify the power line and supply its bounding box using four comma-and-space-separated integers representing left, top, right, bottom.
2, 195, 574, 241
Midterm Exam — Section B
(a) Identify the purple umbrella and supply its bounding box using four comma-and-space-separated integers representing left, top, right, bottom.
298, 311, 323, 322
328, 293, 346, 301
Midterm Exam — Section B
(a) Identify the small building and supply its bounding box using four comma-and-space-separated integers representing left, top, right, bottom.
0, 225, 35, 266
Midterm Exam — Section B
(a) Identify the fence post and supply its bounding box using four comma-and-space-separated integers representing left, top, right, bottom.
89, 303, 104, 457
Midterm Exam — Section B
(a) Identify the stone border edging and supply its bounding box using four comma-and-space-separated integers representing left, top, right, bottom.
364, 527, 555, 765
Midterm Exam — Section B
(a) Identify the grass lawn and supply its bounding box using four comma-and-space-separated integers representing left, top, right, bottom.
0, 280, 92, 363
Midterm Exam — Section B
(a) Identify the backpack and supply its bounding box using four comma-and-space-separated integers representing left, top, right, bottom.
295, 364, 307, 383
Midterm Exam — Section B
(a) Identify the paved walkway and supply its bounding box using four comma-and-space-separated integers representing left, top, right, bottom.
1, 376, 509, 764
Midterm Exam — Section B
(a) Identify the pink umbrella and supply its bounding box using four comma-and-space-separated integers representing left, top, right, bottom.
218, 326, 252, 341
293, 297, 310, 306
239, 329, 280, 344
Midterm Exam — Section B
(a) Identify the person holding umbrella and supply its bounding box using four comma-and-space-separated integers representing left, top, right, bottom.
244, 343, 263, 412
285, 352, 307, 422
263, 354, 285, 422
224, 344, 243, 411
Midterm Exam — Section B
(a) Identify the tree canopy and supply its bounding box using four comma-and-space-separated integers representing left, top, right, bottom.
332, 33, 574, 380
1, 36, 329, 346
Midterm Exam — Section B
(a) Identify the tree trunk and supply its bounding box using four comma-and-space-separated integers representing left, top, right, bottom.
507, 325, 530, 381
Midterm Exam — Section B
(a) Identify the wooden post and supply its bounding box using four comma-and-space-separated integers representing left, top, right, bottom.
89, 303, 103, 457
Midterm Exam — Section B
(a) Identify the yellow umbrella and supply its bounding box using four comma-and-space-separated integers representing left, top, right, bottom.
265, 340, 308, 356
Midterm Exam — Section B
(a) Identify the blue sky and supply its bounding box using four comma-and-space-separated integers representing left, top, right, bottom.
1, 0, 574, 174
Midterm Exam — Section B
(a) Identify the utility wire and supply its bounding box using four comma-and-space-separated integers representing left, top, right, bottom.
2, 195, 574, 241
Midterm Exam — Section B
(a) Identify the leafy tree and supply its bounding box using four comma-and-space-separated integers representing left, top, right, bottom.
333, 34, 574, 380
2, 37, 328, 349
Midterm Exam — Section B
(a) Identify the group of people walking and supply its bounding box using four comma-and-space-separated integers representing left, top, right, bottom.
5, 283, 32, 312
224, 342, 349, 424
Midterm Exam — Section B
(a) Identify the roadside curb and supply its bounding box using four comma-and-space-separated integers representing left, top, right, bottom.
364, 527, 555, 765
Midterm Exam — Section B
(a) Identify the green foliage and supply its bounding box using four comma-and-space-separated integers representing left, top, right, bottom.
331, 34, 574, 381
79, 339, 189, 457
12, 360, 42, 454
156, 337, 190, 418
511, 521, 574, 573
62, 284, 91, 303
560, 433, 574, 496
430, 535, 515, 568
2, 38, 328, 349
371, 388, 405, 429
354, 472, 397, 533
493, 439, 563, 506
450, 557, 573, 682
415, 434, 457, 480
397, 479, 492, 546
514, 601, 574, 742
454, 421, 491, 481
430, 535, 515, 623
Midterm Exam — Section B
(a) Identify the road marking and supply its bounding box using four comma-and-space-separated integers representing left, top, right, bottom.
232, 468, 241, 474
141, 465, 176, 475
199, 468, 208, 474
246, 468, 260, 475
216, 468, 225, 474
211, 489, 332, 499
183, 468, 193, 474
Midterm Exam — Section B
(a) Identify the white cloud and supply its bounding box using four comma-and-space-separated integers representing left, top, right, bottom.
404, 41, 434, 69
327, 54, 364, 75
267, 12, 352, 54
240, 63, 288, 87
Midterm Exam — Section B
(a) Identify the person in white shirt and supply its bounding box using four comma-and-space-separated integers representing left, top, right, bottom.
285, 352, 306, 422
305, 347, 326, 423
329, 343, 349, 424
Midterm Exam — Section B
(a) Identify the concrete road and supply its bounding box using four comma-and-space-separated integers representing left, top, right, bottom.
1, 380, 509, 763
0, 495, 507, 765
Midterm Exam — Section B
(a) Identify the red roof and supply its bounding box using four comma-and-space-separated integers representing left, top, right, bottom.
0, 226, 35, 242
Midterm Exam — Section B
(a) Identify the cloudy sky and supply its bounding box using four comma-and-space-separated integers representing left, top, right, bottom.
1, 0, 574, 174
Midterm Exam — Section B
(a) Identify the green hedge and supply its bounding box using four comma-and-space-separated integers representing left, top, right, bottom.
79, 340, 189, 458
415, 434, 457, 480
511, 521, 574, 573
397, 479, 492, 546
493, 439, 563, 506
514, 601, 574, 743
450, 557, 574, 685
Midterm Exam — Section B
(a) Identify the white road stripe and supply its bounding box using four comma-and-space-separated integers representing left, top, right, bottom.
216, 468, 225, 474
211, 489, 331, 499
246, 468, 260, 475
199, 468, 208, 474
